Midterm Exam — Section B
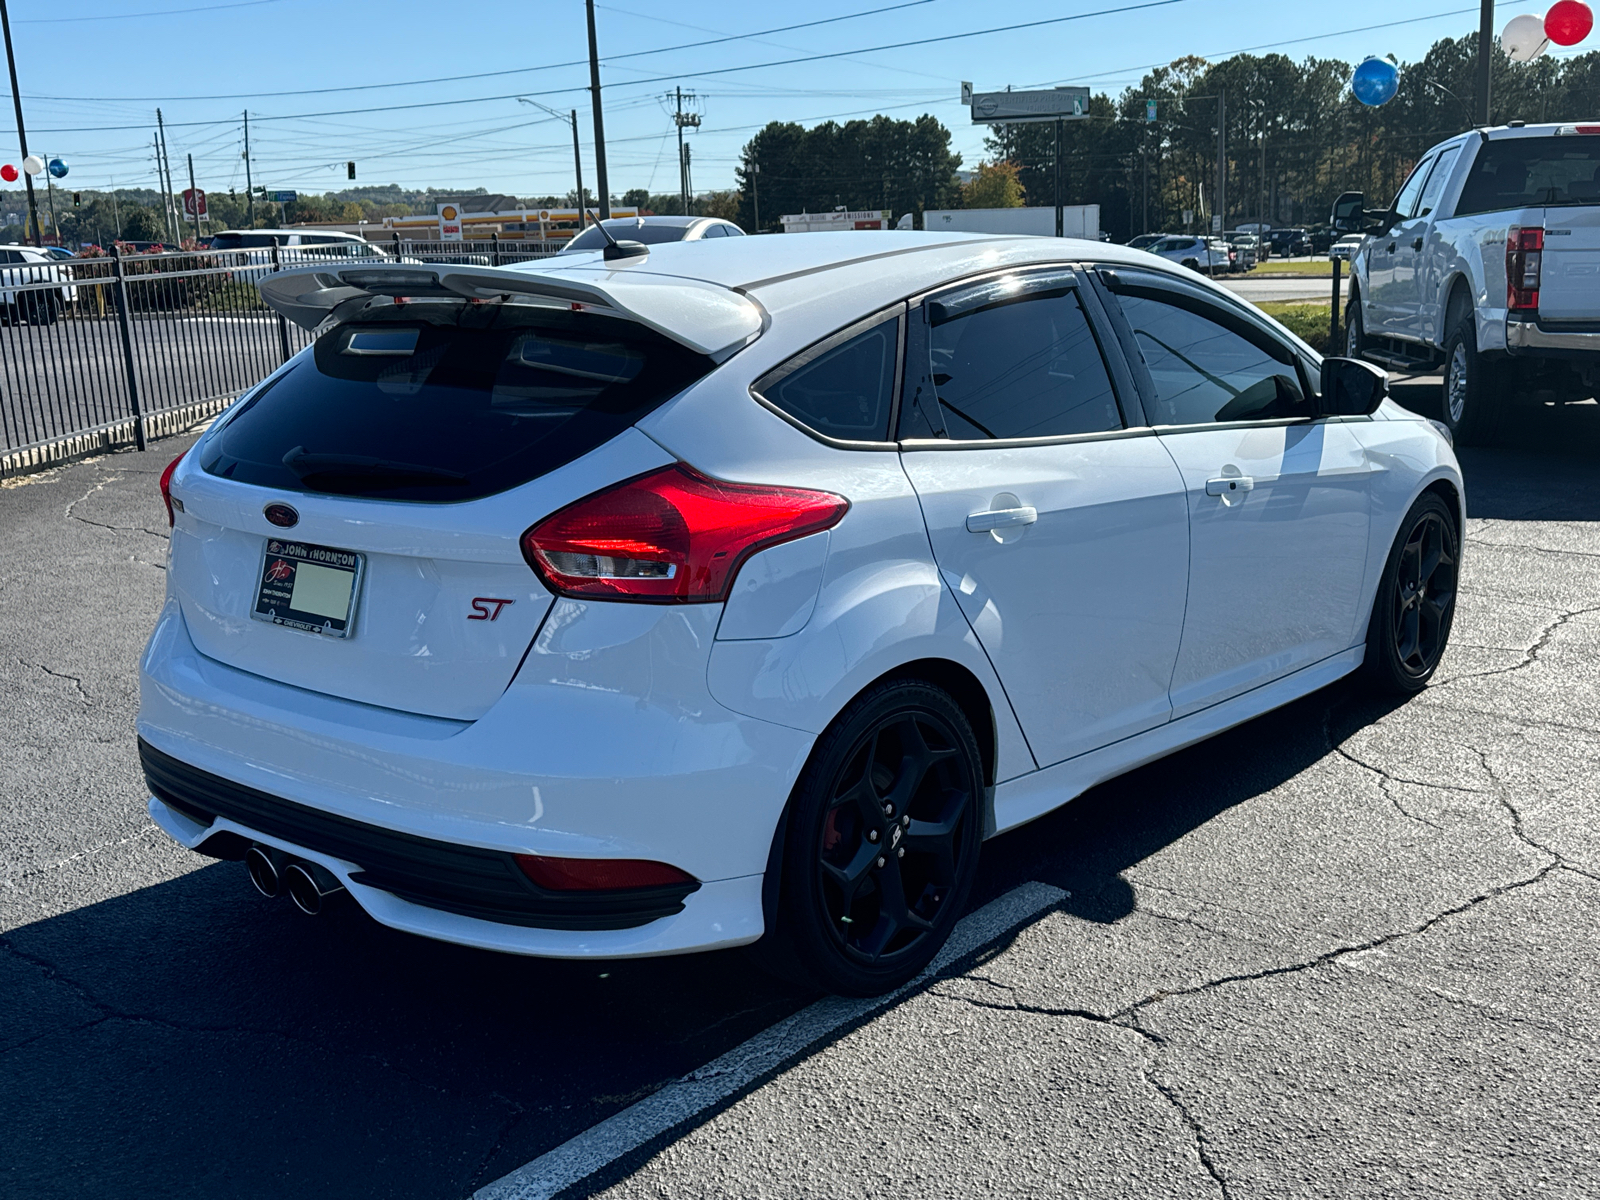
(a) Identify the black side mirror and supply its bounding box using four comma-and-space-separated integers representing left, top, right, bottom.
1318, 356, 1388, 416
1331, 192, 1366, 232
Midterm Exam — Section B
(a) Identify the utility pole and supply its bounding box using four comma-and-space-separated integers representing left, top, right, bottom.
156, 109, 178, 242
570, 109, 585, 221
584, 0, 610, 219
244, 110, 255, 229
43, 151, 56, 244
1053, 116, 1064, 237
1142, 150, 1149, 235
751, 159, 760, 232
1475, 0, 1494, 124
684, 143, 694, 215
519, 98, 587, 226
111, 184, 121, 240
0, 0, 41, 246
672, 87, 701, 216
186, 153, 201, 244
1215, 92, 1226, 235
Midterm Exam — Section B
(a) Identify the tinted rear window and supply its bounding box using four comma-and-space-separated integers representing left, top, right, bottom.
565, 222, 693, 251
201, 310, 714, 502
1456, 140, 1600, 215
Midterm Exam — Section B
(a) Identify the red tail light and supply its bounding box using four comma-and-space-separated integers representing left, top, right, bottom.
158, 452, 185, 526
521, 464, 848, 602
514, 854, 696, 891
1506, 225, 1543, 313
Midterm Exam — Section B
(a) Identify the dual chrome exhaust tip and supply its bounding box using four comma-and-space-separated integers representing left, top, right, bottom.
244, 844, 344, 916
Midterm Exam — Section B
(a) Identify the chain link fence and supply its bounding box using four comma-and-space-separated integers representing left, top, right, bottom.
0, 237, 560, 478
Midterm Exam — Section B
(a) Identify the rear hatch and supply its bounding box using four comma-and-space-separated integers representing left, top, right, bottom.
170, 288, 725, 720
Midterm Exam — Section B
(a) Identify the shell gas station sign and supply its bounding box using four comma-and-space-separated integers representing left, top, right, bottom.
438, 203, 463, 241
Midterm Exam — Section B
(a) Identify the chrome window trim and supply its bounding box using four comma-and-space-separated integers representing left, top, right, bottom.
898, 425, 1159, 452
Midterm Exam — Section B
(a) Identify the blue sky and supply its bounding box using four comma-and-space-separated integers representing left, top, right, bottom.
3, 0, 1554, 200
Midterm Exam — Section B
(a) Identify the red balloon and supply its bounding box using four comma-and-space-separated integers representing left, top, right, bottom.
1546, 0, 1594, 45
0, 164, 15, 183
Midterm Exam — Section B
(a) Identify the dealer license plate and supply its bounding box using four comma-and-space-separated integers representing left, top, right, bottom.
252, 538, 364, 638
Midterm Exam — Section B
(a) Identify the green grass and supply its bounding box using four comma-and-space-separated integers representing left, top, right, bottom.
1256, 300, 1334, 354
1247, 260, 1337, 276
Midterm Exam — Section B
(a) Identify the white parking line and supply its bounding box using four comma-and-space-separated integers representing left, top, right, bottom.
474, 881, 1067, 1200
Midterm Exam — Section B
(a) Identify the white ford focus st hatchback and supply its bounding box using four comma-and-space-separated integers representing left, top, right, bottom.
139, 232, 1463, 995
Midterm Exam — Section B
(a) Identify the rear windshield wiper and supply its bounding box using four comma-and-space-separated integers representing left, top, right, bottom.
281, 446, 468, 486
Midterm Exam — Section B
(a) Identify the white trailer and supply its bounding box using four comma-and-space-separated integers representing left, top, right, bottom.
921, 205, 1100, 239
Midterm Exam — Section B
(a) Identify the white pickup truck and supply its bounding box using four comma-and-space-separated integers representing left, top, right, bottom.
1333, 121, 1599, 443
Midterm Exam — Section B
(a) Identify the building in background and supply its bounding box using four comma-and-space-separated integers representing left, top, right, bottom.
779, 209, 893, 233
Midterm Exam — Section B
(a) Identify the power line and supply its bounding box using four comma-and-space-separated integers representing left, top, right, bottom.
19, 0, 288, 22
29, 0, 1196, 133
22, 0, 940, 103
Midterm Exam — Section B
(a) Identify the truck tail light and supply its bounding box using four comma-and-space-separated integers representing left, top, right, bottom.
1506, 225, 1543, 313
158, 452, 185, 526
521, 464, 848, 603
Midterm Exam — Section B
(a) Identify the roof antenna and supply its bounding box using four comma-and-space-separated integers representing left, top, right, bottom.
585, 209, 647, 261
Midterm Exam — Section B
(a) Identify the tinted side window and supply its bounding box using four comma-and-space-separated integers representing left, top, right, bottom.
925, 286, 1121, 440
1117, 293, 1307, 425
1417, 146, 1460, 216
758, 317, 898, 441
1391, 157, 1433, 218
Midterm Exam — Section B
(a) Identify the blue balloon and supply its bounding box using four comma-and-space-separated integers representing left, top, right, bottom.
46, 157, 67, 178
1351, 57, 1400, 107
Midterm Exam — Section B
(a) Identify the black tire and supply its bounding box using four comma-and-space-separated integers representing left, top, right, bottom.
21, 291, 58, 325
768, 679, 984, 996
1344, 294, 1367, 359
1363, 493, 1459, 694
1441, 318, 1504, 445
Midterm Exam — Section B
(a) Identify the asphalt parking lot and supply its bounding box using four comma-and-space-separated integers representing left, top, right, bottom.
4, 381, 1600, 1199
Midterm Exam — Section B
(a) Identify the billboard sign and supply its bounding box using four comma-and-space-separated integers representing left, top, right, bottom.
182, 188, 207, 219
969, 87, 1090, 124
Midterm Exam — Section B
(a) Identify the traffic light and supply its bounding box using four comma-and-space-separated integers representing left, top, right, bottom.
347, 161, 355, 180
72, 192, 80, 207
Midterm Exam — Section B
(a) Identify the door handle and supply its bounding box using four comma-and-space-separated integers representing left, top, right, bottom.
1412, 237, 1424, 251
1205, 476, 1255, 497
966, 506, 1038, 533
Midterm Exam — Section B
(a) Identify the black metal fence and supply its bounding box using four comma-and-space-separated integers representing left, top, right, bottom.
0, 237, 561, 478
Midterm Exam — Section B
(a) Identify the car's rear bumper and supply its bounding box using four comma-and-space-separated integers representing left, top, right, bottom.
137, 597, 815, 958
1506, 317, 1600, 358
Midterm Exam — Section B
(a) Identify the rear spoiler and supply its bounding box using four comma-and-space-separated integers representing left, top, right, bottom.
257, 261, 766, 360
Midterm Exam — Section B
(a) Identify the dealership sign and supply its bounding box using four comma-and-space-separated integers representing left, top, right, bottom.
968, 86, 1090, 124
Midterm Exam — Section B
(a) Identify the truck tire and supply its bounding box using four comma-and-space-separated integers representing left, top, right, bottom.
1442, 318, 1504, 445
1344, 295, 1367, 360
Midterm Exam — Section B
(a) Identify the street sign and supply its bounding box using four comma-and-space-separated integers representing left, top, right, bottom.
1212, 214, 1223, 232
960, 81, 973, 104
969, 86, 1090, 124
1146, 100, 1157, 122
182, 188, 207, 219
273, 190, 296, 203
1183, 208, 1194, 226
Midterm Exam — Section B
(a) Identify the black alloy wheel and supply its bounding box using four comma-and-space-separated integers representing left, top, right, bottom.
768, 680, 983, 996
1364, 493, 1459, 693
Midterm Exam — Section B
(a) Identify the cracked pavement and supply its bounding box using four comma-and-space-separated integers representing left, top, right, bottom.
4, 392, 1600, 1198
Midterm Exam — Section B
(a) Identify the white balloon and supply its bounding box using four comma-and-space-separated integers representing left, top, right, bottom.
21, 154, 42, 175
1502, 12, 1550, 61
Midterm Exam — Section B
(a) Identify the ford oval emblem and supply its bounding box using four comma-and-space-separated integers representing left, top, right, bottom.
263, 503, 299, 528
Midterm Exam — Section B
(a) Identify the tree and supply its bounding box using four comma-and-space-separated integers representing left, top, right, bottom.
734, 114, 961, 231
962, 160, 1025, 208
